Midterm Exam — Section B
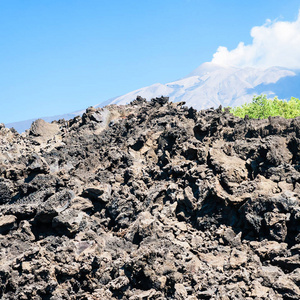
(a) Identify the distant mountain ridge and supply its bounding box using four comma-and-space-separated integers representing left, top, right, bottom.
101, 63, 297, 109
6, 62, 300, 132
5, 112, 85, 134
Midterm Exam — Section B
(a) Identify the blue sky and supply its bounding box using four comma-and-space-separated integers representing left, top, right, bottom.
1, 0, 300, 123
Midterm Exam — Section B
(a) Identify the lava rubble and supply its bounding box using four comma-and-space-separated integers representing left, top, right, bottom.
0, 96, 299, 299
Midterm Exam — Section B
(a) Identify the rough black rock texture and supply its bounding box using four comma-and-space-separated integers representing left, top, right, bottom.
0, 96, 300, 299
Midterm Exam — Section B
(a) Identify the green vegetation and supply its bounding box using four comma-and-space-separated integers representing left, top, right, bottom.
230, 95, 300, 119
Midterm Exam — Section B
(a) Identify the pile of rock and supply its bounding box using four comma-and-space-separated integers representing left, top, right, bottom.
0, 97, 299, 299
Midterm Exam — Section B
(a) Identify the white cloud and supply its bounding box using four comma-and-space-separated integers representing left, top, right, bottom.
211, 11, 300, 69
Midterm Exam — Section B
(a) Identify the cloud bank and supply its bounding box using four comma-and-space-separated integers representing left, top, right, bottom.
211, 11, 300, 69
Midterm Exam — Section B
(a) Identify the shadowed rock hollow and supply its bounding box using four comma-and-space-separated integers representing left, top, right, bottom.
0, 96, 299, 299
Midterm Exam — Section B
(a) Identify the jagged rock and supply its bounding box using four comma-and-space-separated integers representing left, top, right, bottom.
174, 283, 188, 299
0, 96, 299, 299
52, 210, 87, 236
229, 249, 248, 268
250, 280, 270, 298
69, 196, 93, 211
0, 180, 12, 204
253, 241, 288, 259
0, 214, 16, 234
274, 254, 300, 271
26, 153, 49, 174
82, 184, 111, 203
29, 118, 60, 139
289, 268, 300, 285
274, 275, 300, 299
217, 227, 242, 247
34, 189, 74, 224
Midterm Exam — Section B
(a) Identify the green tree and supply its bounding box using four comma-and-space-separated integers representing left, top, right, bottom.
230, 95, 300, 119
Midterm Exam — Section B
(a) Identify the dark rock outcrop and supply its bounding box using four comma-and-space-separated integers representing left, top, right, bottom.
0, 98, 299, 299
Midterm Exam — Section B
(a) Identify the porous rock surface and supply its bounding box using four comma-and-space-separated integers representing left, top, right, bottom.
0, 97, 300, 299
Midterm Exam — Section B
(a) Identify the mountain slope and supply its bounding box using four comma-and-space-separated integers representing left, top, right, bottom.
100, 63, 296, 109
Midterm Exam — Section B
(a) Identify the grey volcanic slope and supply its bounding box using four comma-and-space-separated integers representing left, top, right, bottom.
0, 97, 299, 299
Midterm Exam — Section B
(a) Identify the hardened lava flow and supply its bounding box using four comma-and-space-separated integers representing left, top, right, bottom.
0, 96, 299, 299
